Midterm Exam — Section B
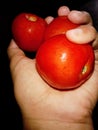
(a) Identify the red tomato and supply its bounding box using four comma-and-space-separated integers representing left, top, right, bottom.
36, 34, 94, 90
44, 16, 78, 40
12, 13, 47, 52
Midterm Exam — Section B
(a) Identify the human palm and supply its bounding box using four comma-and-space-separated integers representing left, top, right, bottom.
8, 39, 98, 127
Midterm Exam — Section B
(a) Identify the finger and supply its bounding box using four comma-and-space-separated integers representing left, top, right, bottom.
68, 10, 93, 25
45, 6, 70, 24
57, 6, 70, 16
92, 33, 98, 50
95, 50, 98, 61
66, 25, 97, 44
45, 16, 54, 24
7, 39, 26, 70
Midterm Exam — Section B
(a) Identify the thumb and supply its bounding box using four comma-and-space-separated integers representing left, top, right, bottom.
66, 25, 97, 44
7, 39, 26, 71
7, 39, 25, 59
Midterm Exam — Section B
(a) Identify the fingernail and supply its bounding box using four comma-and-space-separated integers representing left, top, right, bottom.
66, 28, 83, 36
75, 11, 83, 16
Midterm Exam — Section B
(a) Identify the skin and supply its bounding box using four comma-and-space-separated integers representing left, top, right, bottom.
7, 6, 98, 130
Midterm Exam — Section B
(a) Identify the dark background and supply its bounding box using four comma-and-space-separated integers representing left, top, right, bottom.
1, 0, 98, 129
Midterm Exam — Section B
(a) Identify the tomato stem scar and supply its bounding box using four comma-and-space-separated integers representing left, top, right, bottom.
25, 15, 37, 22
82, 65, 87, 74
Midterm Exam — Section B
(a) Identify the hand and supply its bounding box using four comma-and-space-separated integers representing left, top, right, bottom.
45, 6, 96, 44
7, 6, 98, 130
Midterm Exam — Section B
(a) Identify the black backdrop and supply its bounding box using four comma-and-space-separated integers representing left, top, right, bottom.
1, 0, 98, 129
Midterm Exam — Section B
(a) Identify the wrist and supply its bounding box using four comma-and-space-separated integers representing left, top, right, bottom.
23, 118, 94, 130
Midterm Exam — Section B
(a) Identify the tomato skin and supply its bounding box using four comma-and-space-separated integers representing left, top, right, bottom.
44, 16, 78, 40
36, 34, 94, 90
12, 13, 47, 52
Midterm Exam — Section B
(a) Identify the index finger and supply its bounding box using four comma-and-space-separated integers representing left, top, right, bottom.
68, 10, 93, 25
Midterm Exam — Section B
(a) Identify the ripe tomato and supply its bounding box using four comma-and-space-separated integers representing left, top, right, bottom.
12, 13, 47, 52
36, 34, 94, 90
44, 16, 78, 40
